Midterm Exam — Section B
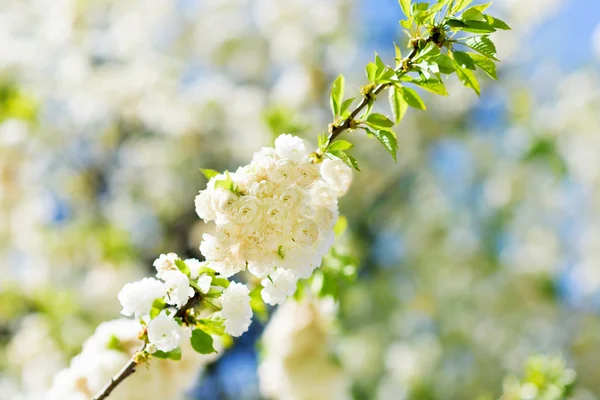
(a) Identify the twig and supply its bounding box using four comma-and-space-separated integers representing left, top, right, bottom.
327, 42, 428, 145
92, 293, 200, 400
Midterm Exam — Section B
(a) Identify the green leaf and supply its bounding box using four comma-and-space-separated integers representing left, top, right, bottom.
469, 53, 497, 79
328, 140, 353, 151
461, 20, 496, 34
365, 62, 378, 83
328, 150, 360, 171
367, 128, 398, 162
249, 286, 268, 322
374, 53, 386, 77
200, 169, 219, 180
340, 98, 356, 118
213, 171, 234, 191
366, 113, 394, 129
394, 42, 403, 65
455, 64, 480, 95
150, 298, 166, 319
175, 259, 190, 276
452, 51, 476, 70
464, 35, 499, 61
430, 53, 455, 74
190, 329, 217, 354
446, 18, 468, 28
462, 7, 486, 21
401, 87, 426, 110
413, 79, 448, 96
452, 0, 473, 13
153, 347, 182, 361
330, 74, 345, 117
471, 2, 492, 12
106, 335, 125, 352
318, 132, 329, 150
398, 0, 411, 17
484, 15, 511, 30
416, 42, 440, 59
333, 215, 348, 237
388, 86, 408, 124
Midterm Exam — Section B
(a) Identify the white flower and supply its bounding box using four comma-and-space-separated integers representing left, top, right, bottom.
145, 343, 157, 354
147, 314, 183, 352
197, 275, 213, 294
248, 259, 277, 279
280, 243, 322, 279
292, 219, 320, 247
275, 184, 306, 210
220, 282, 252, 337
162, 270, 195, 308
296, 162, 320, 187
310, 180, 339, 208
268, 159, 300, 185
232, 195, 264, 224
118, 278, 166, 318
248, 180, 278, 198
199, 234, 229, 261
274, 134, 308, 162
153, 253, 178, 279
264, 200, 291, 227
320, 157, 353, 196
184, 258, 205, 280
210, 188, 239, 215
312, 206, 339, 230
210, 256, 246, 278
316, 230, 335, 256
195, 190, 216, 223
261, 269, 297, 305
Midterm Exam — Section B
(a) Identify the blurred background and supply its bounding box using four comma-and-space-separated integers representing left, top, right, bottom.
0, 0, 599, 399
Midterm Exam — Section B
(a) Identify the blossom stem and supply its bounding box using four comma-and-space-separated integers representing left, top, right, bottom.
327, 39, 430, 146
92, 293, 200, 400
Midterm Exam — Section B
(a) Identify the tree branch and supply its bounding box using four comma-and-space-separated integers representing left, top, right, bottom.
327, 42, 426, 145
92, 293, 200, 400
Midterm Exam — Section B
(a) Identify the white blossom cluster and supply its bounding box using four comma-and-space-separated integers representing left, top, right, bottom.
117, 252, 252, 343
46, 319, 220, 400
195, 134, 352, 305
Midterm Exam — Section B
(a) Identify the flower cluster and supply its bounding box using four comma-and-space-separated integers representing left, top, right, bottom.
46, 319, 220, 400
195, 134, 352, 305
118, 252, 252, 345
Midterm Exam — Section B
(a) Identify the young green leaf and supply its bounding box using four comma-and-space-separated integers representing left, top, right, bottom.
175, 259, 190, 276
462, 7, 486, 21
153, 347, 182, 361
318, 132, 329, 150
366, 113, 394, 129
464, 35, 499, 60
401, 87, 426, 110
484, 15, 511, 30
330, 74, 345, 117
328, 150, 360, 171
327, 140, 353, 152
471, 2, 492, 13
150, 298, 166, 319
430, 53, 455, 74
366, 128, 398, 162
455, 64, 481, 95
452, 0, 473, 13
374, 53, 386, 77
190, 328, 217, 354
394, 42, 403, 65
461, 20, 496, 34
106, 335, 125, 352
200, 169, 220, 180
452, 51, 476, 70
398, 0, 411, 17
469, 53, 497, 79
388, 86, 408, 123
365, 62, 378, 82
412, 79, 448, 96
340, 97, 356, 118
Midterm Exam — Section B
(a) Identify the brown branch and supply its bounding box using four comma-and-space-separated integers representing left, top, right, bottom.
92, 293, 200, 400
327, 41, 427, 145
